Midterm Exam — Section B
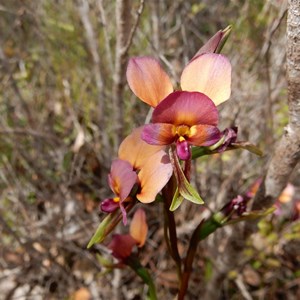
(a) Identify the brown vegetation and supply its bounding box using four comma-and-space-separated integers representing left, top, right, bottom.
0, 1, 299, 299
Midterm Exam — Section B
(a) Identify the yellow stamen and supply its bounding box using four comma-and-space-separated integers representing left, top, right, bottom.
176, 125, 191, 138
113, 197, 120, 203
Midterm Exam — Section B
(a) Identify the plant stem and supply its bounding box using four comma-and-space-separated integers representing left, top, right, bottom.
178, 216, 223, 299
177, 222, 202, 300
162, 176, 182, 282
126, 256, 157, 300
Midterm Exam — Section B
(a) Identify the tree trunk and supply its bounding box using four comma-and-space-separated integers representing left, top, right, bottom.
204, 1, 300, 298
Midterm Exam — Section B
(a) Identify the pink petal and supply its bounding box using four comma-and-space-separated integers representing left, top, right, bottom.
142, 123, 175, 145
130, 208, 148, 247
118, 127, 165, 170
137, 150, 173, 203
108, 234, 137, 260
152, 91, 218, 126
188, 124, 221, 146
180, 53, 231, 106
108, 159, 138, 201
126, 57, 173, 107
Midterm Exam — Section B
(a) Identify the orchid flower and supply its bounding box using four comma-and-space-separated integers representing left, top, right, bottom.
101, 159, 137, 225
142, 91, 221, 160
118, 127, 173, 203
109, 208, 148, 261
101, 127, 173, 223
126, 45, 231, 160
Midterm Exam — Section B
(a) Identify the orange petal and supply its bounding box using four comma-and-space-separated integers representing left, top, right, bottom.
118, 127, 165, 170
137, 150, 173, 203
126, 57, 173, 107
180, 53, 231, 106
130, 208, 148, 247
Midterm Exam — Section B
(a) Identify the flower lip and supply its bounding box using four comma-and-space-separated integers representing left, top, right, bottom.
100, 198, 120, 213
176, 139, 191, 160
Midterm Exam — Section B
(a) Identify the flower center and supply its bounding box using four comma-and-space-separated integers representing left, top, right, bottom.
176, 125, 190, 139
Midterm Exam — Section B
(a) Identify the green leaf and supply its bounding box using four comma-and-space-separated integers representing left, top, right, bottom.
169, 188, 184, 211
87, 210, 121, 248
170, 147, 204, 207
179, 175, 204, 205
191, 146, 211, 159
197, 217, 223, 240
226, 207, 276, 225
87, 202, 136, 248
231, 142, 263, 156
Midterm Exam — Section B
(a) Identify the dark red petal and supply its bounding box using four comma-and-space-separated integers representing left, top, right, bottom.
152, 91, 218, 126
108, 234, 137, 260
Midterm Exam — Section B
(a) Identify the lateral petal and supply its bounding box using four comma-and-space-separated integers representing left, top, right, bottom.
137, 150, 173, 203
188, 124, 221, 146
142, 123, 175, 145
126, 57, 173, 107
180, 53, 231, 106
108, 159, 138, 201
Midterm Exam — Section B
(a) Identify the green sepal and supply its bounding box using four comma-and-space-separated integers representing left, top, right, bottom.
215, 25, 232, 54
169, 187, 184, 211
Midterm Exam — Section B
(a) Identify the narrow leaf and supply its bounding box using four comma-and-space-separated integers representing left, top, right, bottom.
87, 211, 120, 248
170, 147, 204, 206
179, 176, 204, 204
169, 187, 184, 211
231, 142, 263, 156
226, 206, 276, 225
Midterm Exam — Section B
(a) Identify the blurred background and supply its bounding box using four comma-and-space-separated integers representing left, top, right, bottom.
0, 0, 299, 299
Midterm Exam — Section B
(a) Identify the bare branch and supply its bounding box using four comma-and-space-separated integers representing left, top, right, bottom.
112, 0, 145, 149
77, 0, 104, 121
97, 0, 114, 73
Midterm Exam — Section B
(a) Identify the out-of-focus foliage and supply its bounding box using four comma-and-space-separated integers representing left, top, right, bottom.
0, 0, 299, 299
